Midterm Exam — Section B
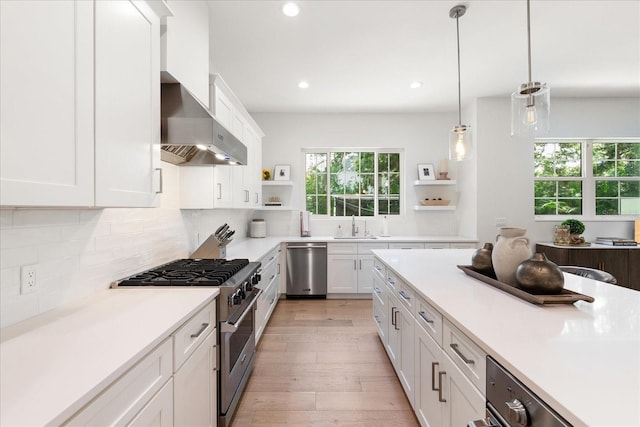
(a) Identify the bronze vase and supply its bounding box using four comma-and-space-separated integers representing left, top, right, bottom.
472, 243, 495, 278
515, 252, 565, 294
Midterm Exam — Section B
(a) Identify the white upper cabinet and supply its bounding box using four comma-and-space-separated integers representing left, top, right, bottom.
0, 1, 94, 206
0, 0, 165, 208
95, 0, 161, 207
161, 0, 210, 107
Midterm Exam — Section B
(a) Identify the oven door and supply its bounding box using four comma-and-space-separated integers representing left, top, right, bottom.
219, 289, 261, 421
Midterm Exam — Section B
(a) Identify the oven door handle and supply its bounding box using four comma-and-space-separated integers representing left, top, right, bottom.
221, 289, 263, 333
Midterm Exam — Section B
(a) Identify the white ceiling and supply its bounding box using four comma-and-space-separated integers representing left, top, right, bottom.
207, 0, 640, 113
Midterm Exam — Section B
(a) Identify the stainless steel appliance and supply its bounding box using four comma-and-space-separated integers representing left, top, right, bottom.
286, 242, 327, 297
112, 257, 261, 427
468, 357, 571, 427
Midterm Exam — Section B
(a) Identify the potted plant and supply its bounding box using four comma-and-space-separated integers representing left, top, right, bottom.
561, 218, 585, 245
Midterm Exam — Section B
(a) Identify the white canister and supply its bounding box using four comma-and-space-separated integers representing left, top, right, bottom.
250, 219, 267, 238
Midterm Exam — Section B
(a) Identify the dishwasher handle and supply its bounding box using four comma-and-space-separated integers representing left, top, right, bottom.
287, 245, 327, 249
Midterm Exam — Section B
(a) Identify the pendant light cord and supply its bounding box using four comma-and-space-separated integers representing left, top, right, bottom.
527, 0, 532, 83
456, 11, 462, 126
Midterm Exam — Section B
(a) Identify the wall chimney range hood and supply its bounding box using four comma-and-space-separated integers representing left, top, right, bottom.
160, 79, 247, 166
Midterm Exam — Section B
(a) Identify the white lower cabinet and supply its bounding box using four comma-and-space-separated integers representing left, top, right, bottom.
374, 256, 485, 427
64, 300, 217, 427
128, 379, 174, 427
327, 243, 388, 294
255, 245, 282, 343
174, 331, 217, 427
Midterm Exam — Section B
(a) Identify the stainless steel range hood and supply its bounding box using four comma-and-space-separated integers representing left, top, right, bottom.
161, 81, 247, 166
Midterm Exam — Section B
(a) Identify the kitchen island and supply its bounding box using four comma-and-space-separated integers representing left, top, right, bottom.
373, 248, 640, 427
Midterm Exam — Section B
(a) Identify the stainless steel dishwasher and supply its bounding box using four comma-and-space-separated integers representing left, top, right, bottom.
286, 242, 327, 298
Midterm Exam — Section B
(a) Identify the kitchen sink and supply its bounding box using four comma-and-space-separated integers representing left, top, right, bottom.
333, 236, 378, 239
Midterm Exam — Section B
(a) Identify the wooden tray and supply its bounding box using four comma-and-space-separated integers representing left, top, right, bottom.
457, 265, 594, 305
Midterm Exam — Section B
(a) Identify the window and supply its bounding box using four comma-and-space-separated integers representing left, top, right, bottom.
304, 150, 401, 216
534, 139, 639, 217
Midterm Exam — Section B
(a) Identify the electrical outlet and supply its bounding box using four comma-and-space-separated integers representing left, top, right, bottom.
495, 217, 507, 227
21, 264, 38, 294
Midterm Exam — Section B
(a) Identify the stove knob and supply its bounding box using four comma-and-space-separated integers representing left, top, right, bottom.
252, 272, 260, 285
505, 399, 528, 427
245, 280, 253, 292
232, 289, 242, 305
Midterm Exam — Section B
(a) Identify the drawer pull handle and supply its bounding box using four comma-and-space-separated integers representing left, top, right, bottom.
387, 277, 395, 285
450, 343, 475, 364
431, 362, 439, 391
438, 371, 447, 402
374, 315, 381, 324
190, 323, 209, 338
374, 287, 381, 294
418, 311, 434, 324
270, 275, 275, 281
399, 290, 411, 301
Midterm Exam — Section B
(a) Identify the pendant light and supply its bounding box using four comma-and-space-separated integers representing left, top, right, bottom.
449, 5, 472, 161
511, 0, 550, 136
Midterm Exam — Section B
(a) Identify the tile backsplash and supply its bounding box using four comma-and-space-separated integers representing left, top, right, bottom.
0, 163, 254, 328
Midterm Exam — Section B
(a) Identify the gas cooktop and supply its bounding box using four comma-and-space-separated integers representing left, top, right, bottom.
115, 258, 250, 287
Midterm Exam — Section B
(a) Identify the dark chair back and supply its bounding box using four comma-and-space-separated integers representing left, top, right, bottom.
559, 266, 617, 284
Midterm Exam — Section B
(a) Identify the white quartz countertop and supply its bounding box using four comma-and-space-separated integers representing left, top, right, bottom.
225, 235, 477, 261
0, 288, 219, 427
372, 249, 640, 427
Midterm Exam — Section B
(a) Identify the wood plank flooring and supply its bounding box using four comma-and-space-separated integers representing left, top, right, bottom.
231, 299, 419, 427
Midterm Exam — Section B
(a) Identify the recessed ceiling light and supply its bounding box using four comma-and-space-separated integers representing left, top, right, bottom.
282, 2, 299, 17
410, 81, 423, 89
298, 80, 309, 89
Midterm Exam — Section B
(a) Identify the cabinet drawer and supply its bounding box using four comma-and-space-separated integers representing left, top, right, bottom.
260, 246, 280, 271
373, 257, 385, 280
358, 242, 389, 254
423, 243, 450, 249
443, 319, 486, 394
389, 243, 425, 249
65, 338, 173, 426
385, 269, 401, 291
450, 242, 477, 249
173, 301, 216, 371
415, 295, 443, 345
327, 242, 358, 254
372, 273, 386, 306
396, 279, 415, 311
258, 256, 278, 290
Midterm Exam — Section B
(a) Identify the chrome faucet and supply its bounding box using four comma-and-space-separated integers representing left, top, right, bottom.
351, 215, 358, 237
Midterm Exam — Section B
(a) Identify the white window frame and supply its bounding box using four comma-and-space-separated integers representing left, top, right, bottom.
534, 138, 639, 221
301, 147, 404, 218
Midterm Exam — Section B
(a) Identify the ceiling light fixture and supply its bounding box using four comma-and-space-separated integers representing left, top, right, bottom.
511, 0, 549, 136
282, 2, 299, 17
410, 81, 423, 89
298, 80, 309, 89
214, 153, 227, 160
449, 5, 472, 161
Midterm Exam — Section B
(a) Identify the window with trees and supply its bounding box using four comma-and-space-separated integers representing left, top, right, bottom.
534, 139, 639, 217
304, 150, 401, 216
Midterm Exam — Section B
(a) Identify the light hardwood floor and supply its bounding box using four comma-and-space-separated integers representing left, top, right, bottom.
231, 299, 419, 427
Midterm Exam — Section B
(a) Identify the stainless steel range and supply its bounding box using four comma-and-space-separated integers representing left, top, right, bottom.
112, 257, 261, 427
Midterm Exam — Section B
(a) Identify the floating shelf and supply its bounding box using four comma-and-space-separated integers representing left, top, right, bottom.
413, 180, 456, 186
262, 180, 293, 186
258, 205, 293, 211
413, 205, 457, 211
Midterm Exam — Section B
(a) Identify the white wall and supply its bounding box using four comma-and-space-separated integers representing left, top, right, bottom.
0, 162, 256, 327
475, 97, 640, 247
252, 112, 474, 238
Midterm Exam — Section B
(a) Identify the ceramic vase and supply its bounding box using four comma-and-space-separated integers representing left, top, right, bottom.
472, 243, 495, 278
491, 227, 531, 286
515, 252, 564, 294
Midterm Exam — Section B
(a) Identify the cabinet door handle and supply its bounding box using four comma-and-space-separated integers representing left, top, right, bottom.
438, 371, 447, 402
354, 260, 357, 270
359, 259, 362, 270
190, 323, 209, 338
450, 343, 475, 364
155, 168, 163, 194
399, 290, 411, 301
390, 307, 396, 326
419, 311, 434, 324
245, 190, 250, 202
431, 362, 439, 391
217, 183, 222, 199
394, 308, 400, 330
255, 192, 259, 203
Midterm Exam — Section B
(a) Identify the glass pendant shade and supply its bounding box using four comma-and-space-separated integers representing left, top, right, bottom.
449, 124, 472, 161
511, 81, 550, 136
